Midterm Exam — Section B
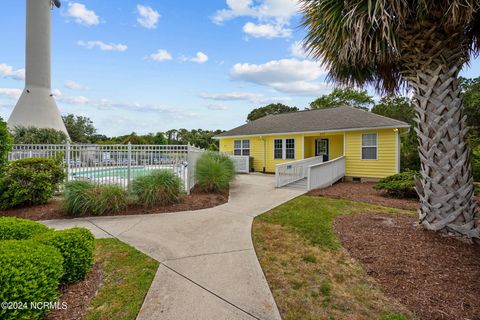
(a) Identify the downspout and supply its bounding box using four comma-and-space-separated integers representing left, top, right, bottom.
262, 136, 266, 173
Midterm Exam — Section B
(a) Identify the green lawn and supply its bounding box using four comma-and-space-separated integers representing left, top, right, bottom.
253, 196, 414, 320
86, 239, 159, 320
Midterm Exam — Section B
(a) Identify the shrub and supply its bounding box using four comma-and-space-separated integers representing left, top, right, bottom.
131, 170, 184, 207
374, 170, 419, 198
0, 116, 12, 170
195, 152, 235, 192
0, 158, 66, 209
12, 126, 68, 144
0, 240, 63, 320
0, 217, 49, 240
35, 228, 94, 284
63, 181, 129, 216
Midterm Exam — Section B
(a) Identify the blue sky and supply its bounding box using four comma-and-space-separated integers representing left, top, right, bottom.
1, 0, 479, 136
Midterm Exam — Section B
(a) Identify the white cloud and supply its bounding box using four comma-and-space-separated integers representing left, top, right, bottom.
0, 88, 22, 100
52, 88, 62, 97
213, 0, 298, 24
136, 5, 161, 29
77, 41, 128, 52
65, 80, 83, 90
230, 58, 329, 95
190, 52, 209, 64
199, 91, 291, 104
0, 64, 25, 81
206, 104, 228, 110
289, 40, 306, 58
58, 95, 89, 105
67, 3, 100, 26
243, 22, 291, 38
213, 0, 298, 39
149, 49, 172, 62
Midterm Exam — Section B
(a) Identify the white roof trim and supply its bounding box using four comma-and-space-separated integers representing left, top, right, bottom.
214, 125, 410, 139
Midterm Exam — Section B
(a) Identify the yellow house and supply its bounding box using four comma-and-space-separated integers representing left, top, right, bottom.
215, 107, 410, 188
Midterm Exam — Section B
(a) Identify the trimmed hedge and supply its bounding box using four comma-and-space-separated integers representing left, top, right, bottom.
35, 228, 95, 284
0, 158, 66, 209
63, 181, 129, 216
195, 152, 236, 192
0, 217, 49, 240
374, 170, 419, 198
0, 240, 64, 320
131, 170, 184, 208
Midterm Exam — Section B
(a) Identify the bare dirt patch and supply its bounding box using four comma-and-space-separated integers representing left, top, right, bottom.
334, 213, 480, 320
46, 263, 102, 320
0, 187, 228, 221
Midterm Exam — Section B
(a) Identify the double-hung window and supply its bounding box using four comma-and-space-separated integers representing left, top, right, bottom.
274, 138, 295, 160
234, 140, 250, 156
362, 133, 378, 160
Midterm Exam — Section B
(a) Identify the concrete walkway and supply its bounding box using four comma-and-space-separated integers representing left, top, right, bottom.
42, 174, 305, 320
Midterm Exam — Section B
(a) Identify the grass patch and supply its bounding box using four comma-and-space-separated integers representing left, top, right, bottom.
256, 196, 413, 251
253, 196, 414, 320
86, 239, 159, 320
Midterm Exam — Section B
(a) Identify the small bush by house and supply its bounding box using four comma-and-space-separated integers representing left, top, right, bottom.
131, 170, 184, 208
195, 152, 235, 193
374, 170, 419, 198
63, 181, 129, 216
0, 240, 64, 320
35, 228, 95, 284
0, 217, 49, 240
0, 158, 66, 209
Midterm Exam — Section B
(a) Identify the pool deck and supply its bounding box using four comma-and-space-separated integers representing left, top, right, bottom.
42, 174, 305, 320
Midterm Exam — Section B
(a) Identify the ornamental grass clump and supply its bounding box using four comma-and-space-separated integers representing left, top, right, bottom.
131, 170, 184, 208
63, 181, 129, 216
374, 170, 419, 199
195, 152, 235, 193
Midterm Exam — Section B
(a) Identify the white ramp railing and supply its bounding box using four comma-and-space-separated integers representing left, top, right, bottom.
307, 156, 346, 191
230, 155, 250, 173
275, 156, 323, 188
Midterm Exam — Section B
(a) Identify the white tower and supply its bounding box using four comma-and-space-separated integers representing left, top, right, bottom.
8, 0, 68, 136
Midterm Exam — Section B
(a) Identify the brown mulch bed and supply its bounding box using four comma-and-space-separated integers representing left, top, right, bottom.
308, 182, 420, 211
46, 263, 102, 320
334, 213, 480, 320
0, 187, 229, 221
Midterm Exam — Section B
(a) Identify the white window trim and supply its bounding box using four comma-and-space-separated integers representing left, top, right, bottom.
234, 139, 250, 156
361, 133, 378, 161
274, 138, 295, 160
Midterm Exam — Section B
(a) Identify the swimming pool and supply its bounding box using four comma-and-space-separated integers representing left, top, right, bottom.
69, 165, 187, 188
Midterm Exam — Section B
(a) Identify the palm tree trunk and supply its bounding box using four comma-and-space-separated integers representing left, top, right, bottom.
400, 23, 479, 239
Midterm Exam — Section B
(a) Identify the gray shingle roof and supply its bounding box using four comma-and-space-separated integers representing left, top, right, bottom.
215, 106, 410, 138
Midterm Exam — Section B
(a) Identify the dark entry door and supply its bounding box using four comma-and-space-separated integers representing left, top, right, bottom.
315, 139, 329, 162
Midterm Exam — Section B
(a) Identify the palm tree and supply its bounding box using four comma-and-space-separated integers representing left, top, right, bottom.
300, 0, 479, 239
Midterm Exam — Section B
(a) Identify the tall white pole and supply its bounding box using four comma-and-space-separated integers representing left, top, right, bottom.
8, 0, 69, 137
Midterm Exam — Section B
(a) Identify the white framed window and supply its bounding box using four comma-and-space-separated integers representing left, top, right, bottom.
274, 139, 283, 159
234, 140, 250, 156
285, 139, 295, 159
274, 138, 295, 160
362, 133, 378, 160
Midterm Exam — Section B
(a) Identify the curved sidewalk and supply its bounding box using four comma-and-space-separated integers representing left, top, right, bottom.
42, 174, 305, 320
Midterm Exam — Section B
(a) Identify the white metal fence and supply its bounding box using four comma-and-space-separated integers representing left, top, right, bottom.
8, 143, 205, 193
307, 156, 346, 190
275, 156, 323, 188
